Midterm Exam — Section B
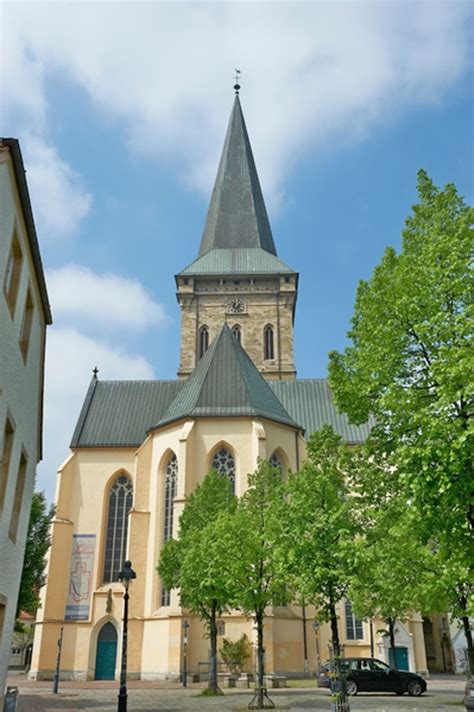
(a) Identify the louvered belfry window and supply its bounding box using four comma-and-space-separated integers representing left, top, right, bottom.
199, 325, 209, 359
161, 454, 178, 606
264, 325, 274, 360
231, 325, 241, 343
103, 474, 133, 583
211, 448, 236, 493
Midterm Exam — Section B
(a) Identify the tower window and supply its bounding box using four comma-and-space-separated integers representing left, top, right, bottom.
264, 325, 274, 360
211, 447, 236, 493
231, 325, 241, 343
103, 474, 133, 583
161, 453, 178, 606
199, 325, 209, 359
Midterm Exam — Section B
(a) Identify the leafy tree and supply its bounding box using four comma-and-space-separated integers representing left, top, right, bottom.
215, 461, 287, 709
220, 633, 252, 678
16, 491, 54, 620
285, 426, 356, 709
328, 171, 473, 669
157, 470, 236, 695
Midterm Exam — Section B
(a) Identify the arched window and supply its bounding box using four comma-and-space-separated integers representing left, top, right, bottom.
211, 447, 236, 493
161, 454, 178, 606
264, 325, 274, 360
103, 474, 133, 583
269, 451, 283, 475
199, 325, 209, 359
231, 324, 241, 343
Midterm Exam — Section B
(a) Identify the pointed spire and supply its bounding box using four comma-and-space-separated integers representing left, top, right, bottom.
152, 325, 299, 431
198, 94, 277, 257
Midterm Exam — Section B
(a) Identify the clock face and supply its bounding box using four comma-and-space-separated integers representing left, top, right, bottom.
228, 298, 246, 314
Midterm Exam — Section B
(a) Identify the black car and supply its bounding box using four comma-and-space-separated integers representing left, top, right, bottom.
317, 657, 427, 696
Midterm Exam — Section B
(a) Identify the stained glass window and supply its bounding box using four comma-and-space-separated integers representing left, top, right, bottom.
269, 452, 283, 474
103, 474, 133, 583
160, 454, 178, 606
211, 448, 236, 493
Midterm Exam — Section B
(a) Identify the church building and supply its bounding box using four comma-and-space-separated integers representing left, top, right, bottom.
30, 90, 428, 681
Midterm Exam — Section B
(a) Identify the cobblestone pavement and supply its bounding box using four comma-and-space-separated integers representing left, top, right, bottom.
7, 675, 466, 712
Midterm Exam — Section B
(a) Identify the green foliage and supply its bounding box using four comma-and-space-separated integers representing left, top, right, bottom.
220, 634, 252, 677
328, 171, 473, 627
17, 491, 55, 617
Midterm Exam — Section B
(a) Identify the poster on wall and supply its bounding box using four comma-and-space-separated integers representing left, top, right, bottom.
65, 534, 96, 621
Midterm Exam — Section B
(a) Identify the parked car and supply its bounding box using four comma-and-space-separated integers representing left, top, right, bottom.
463, 678, 474, 710
317, 657, 427, 696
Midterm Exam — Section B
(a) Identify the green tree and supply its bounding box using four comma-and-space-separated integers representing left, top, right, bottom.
216, 461, 287, 709
220, 633, 252, 678
16, 491, 54, 619
328, 170, 473, 669
285, 426, 356, 709
157, 470, 236, 695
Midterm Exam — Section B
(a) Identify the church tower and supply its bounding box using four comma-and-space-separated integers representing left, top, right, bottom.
176, 90, 298, 380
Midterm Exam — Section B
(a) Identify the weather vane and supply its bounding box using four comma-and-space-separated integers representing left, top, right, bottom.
234, 68, 241, 94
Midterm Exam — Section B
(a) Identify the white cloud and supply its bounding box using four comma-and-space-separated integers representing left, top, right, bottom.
2, 2, 472, 210
20, 135, 92, 240
36, 327, 155, 501
46, 264, 168, 331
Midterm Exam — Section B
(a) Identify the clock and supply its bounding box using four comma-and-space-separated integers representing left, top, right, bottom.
227, 298, 246, 314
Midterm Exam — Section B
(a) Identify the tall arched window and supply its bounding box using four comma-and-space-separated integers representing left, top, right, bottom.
161, 454, 178, 606
103, 474, 133, 583
199, 325, 209, 359
211, 447, 236, 493
269, 451, 283, 475
231, 324, 241, 343
264, 325, 274, 360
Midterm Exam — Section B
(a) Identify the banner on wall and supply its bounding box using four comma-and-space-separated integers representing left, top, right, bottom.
65, 534, 96, 621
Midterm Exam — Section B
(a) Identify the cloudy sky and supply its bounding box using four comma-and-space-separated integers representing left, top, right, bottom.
2, 1, 473, 502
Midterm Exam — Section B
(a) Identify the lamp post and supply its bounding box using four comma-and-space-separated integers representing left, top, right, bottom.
312, 620, 320, 675
117, 560, 136, 712
182, 620, 189, 687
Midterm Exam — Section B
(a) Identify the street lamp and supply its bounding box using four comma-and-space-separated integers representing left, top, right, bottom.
117, 560, 136, 712
182, 620, 190, 687
312, 620, 320, 675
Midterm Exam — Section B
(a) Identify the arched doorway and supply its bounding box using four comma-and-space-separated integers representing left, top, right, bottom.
95, 622, 117, 680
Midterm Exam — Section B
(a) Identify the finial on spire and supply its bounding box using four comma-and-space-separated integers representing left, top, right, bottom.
234, 68, 241, 94
93, 366, 99, 379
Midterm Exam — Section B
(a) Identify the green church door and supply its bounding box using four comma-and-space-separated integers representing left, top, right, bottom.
95, 623, 117, 680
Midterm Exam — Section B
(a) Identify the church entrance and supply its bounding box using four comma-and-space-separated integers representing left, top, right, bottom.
95, 623, 117, 680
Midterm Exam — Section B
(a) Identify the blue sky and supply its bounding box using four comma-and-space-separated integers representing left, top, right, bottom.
2, 1, 473, 501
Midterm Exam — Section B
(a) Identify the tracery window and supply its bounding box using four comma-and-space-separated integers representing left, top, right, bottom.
160, 454, 178, 606
264, 325, 274, 360
231, 324, 241, 343
211, 447, 236, 493
199, 325, 209, 359
345, 599, 364, 640
103, 474, 133, 583
269, 452, 283, 475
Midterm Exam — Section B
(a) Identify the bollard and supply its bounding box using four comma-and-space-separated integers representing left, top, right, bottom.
4, 686, 18, 712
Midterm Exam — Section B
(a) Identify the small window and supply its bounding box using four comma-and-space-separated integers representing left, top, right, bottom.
345, 600, 364, 640
264, 325, 274, 360
9, 450, 27, 541
199, 325, 209, 359
211, 447, 236, 493
0, 418, 15, 512
231, 324, 241, 343
19, 288, 34, 362
269, 452, 283, 475
217, 620, 226, 636
3, 231, 23, 317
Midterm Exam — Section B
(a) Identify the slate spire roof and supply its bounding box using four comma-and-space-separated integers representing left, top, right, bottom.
198, 94, 277, 257
151, 324, 300, 431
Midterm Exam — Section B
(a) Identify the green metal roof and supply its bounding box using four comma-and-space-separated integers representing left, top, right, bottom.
269, 379, 371, 444
198, 95, 277, 257
152, 324, 299, 430
70, 373, 370, 448
179, 247, 295, 276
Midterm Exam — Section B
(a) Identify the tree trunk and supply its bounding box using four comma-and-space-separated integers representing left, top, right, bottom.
329, 599, 350, 712
256, 608, 265, 706
461, 615, 474, 677
388, 617, 397, 668
208, 602, 222, 694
